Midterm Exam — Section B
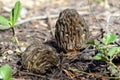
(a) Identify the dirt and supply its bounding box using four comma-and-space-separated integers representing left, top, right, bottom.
0, 0, 120, 80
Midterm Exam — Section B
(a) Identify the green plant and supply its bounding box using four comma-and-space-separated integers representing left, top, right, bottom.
95, 0, 105, 3
0, 1, 21, 45
88, 33, 120, 77
0, 64, 12, 80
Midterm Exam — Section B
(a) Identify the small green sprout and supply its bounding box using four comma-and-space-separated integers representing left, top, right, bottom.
88, 33, 120, 77
0, 1, 21, 45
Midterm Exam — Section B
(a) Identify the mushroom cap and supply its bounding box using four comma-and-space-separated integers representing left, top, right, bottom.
55, 9, 89, 53
22, 43, 59, 74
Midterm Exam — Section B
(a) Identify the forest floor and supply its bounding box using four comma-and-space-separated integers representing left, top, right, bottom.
0, 0, 120, 80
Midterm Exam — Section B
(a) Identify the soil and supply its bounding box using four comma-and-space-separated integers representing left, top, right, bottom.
0, 0, 120, 80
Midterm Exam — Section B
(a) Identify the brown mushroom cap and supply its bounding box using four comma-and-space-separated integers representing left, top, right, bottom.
55, 9, 89, 53
22, 43, 59, 74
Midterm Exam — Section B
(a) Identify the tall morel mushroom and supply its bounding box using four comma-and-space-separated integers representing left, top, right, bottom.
55, 9, 89, 53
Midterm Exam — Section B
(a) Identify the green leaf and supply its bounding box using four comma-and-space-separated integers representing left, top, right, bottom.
0, 16, 9, 24
10, 9, 13, 26
108, 47, 117, 57
108, 47, 120, 57
87, 40, 95, 45
93, 53, 103, 60
101, 33, 116, 45
95, 0, 105, 3
110, 65, 116, 70
10, 1, 21, 26
109, 64, 120, 77
14, 1, 21, 24
0, 64, 12, 80
0, 25, 10, 30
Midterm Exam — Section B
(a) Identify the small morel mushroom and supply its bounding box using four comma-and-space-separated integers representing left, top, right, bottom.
55, 9, 89, 53
22, 43, 59, 74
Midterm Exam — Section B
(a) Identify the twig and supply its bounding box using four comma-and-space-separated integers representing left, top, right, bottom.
46, 11, 54, 38
64, 46, 96, 60
106, 14, 111, 33
19, 71, 46, 78
69, 67, 120, 79
105, 0, 110, 9
88, 0, 103, 29
15, 11, 90, 26
114, 41, 120, 46
15, 14, 58, 25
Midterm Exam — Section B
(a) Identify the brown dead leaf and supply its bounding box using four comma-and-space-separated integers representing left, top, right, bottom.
63, 69, 75, 79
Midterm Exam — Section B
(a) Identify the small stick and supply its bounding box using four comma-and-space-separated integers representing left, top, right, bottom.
46, 11, 54, 38
15, 14, 58, 25
15, 11, 90, 25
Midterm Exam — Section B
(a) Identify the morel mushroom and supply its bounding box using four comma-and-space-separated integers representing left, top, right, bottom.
22, 43, 59, 74
55, 9, 89, 53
